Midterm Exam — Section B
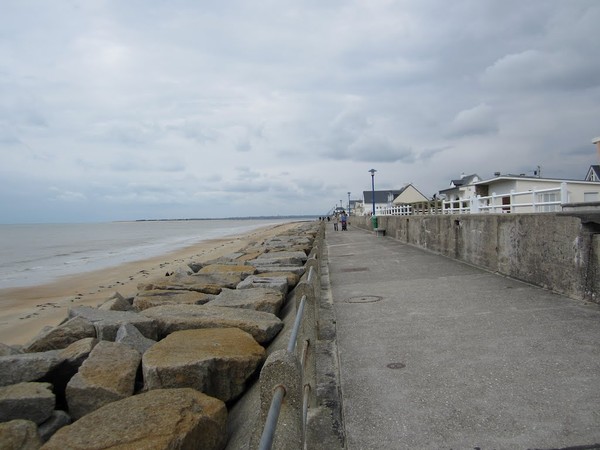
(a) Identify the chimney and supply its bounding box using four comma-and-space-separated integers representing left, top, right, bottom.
593, 137, 600, 162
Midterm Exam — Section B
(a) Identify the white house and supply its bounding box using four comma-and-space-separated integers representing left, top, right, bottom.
438, 174, 481, 202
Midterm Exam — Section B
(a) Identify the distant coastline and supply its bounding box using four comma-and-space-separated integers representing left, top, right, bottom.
132, 215, 319, 222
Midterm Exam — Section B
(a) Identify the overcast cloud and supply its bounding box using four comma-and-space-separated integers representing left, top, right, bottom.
1, 0, 599, 223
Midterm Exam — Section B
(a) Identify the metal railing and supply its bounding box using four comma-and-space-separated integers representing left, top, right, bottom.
256, 226, 323, 450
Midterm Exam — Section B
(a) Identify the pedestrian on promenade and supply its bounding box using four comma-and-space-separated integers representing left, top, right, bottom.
333, 214, 339, 231
341, 212, 347, 231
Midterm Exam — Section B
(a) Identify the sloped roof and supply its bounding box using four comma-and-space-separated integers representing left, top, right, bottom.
363, 189, 405, 204
585, 165, 600, 181
450, 174, 480, 187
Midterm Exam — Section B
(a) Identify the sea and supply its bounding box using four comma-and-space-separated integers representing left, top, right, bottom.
0, 218, 300, 289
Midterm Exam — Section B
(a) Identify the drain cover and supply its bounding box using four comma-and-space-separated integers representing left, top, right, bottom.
347, 295, 383, 303
387, 362, 406, 370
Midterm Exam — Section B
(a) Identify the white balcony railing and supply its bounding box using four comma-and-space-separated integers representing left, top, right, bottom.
378, 183, 569, 216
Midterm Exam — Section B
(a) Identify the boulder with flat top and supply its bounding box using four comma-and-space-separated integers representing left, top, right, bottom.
133, 289, 212, 311
0, 382, 55, 424
22, 316, 96, 353
140, 304, 283, 344
209, 287, 284, 315
42, 388, 227, 450
66, 341, 141, 419
143, 328, 265, 402
0, 350, 63, 387
68, 306, 157, 341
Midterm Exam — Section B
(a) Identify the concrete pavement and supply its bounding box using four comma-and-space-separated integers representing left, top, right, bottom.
325, 224, 600, 449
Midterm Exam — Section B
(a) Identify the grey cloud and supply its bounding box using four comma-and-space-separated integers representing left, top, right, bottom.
446, 104, 498, 138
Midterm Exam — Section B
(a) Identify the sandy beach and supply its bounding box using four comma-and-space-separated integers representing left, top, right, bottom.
0, 222, 300, 346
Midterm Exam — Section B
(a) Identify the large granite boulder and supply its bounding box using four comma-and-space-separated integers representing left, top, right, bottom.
236, 275, 289, 295
138, 272, 245, 294
42, 388, 227, 450
38, 410, 71, 443
22, 317, 96, 353
140, 305, 283, 344
0, 350, 63, 387
133, 289, 212, 311
97, 292, 135, 312
115, 323, 156, 355
143, 328, 265, 402
198, 264, 257, 279
66, 341, 141, 419
0, 419, 42, 450
0, 382, 55, 424
209, 287, 284, 315
255, 250, 307, 266
254, 271, 300, 288
68, 306, 158, 341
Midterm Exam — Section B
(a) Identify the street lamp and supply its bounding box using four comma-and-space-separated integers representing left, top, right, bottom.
368, 169, 377, 216
347, 192, 351, 215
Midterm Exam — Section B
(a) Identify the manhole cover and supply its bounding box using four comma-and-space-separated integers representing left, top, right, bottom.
347, 295, 383, 303
387, 362, 406, 370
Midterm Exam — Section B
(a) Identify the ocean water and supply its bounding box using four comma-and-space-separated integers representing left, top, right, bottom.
0, 219, 295, 289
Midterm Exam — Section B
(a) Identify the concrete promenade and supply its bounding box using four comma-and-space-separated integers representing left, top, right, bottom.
325, 224, 600, 449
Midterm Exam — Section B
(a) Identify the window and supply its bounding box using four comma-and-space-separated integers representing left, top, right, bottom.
584, 192, 599, 202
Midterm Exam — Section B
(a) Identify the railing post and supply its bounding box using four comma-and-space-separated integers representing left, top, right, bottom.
255, 350, 303, 450
561, 182, 568, 206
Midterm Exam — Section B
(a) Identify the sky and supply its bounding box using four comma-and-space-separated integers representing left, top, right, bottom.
1, 0, 599, 223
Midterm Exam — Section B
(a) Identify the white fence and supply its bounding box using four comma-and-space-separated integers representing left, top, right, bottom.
379, 183, 568, 216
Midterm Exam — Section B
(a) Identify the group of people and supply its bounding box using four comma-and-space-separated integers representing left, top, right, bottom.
332, 212, 348, 231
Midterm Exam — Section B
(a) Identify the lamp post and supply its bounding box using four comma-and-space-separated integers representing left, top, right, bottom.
368, 169, 377, 216
347, 192, 351, 216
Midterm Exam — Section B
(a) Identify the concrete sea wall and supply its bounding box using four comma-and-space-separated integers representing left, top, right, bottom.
355, 213, 600, 303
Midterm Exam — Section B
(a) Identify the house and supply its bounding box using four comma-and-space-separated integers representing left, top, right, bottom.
585, 165, 600, 182
362, 184, 429, 215
469, 168, 600, 213
438, 173, 481, 202
392, 184, 429, 205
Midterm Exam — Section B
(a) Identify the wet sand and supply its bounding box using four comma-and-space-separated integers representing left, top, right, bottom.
0, 222, 300, 346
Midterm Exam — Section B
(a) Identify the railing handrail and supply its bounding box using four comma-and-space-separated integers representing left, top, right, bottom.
257, 261, 317, 450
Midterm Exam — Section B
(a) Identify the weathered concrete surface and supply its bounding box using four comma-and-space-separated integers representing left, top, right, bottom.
0, 419, 42, 450
328, 224, 600, 449
141, 304, 283, 344
209, 287, 285, 315
143, 328, 265, 402
42, 388, 227, 450
356, 213, 600, 303
22, 317, 96, 353
68, 306, 158, 341
66, 341, 141, 419
0, 382, 55, 424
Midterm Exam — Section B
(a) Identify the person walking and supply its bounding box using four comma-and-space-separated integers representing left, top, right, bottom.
333, 214, 339, 231
341, 212, 347, 231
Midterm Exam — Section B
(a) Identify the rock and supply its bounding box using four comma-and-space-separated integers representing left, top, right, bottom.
254, 271, 300, 288
187, 261, 204, 273
237, 275, 289, 295
253, 265, 306, 276
0, 351, 63, 387
38, 410, 71, 443
115, 323, 156, 355
0, 343, 22, 357
133, 289, 212, 311
22, 317, 96, 353
198, 264, 257, 279
0, 382, 55, 424
66, 341, 141, 419
42, 388, 227, 450
68, 306, 157, 341
141, 305, 283, 344
97, 292, 135, 311
143, 328, 265, 402
256, 250, 308, 266
209, 288, 284, 315
59, 338, 98, 369
0, 419, 42, 450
